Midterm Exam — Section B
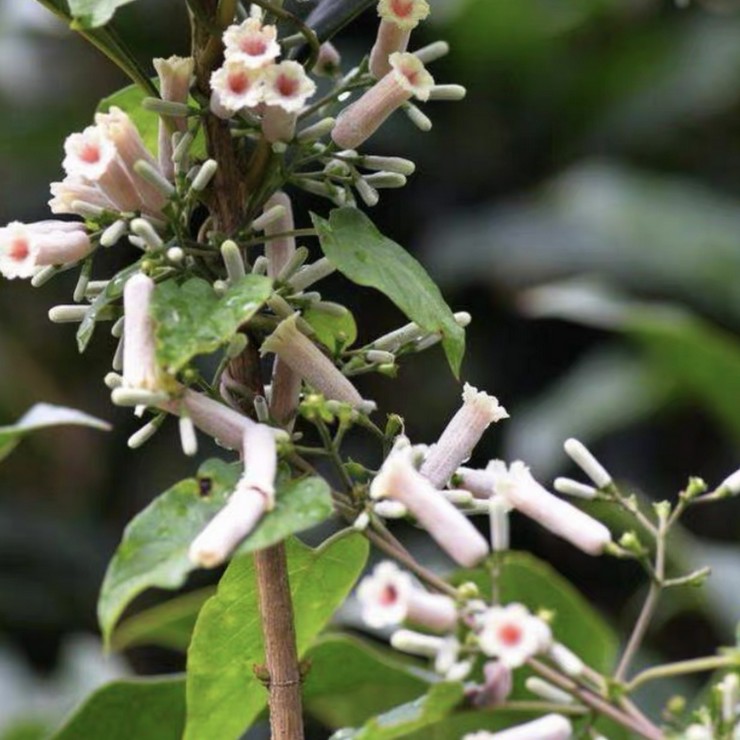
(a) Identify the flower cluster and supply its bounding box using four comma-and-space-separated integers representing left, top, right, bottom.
210, 17, 316, 142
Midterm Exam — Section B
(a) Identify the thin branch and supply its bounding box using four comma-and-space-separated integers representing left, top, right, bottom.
627, 654, 740, 692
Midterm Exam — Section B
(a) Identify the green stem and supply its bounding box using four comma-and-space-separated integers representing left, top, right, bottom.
627, 654, 740, 692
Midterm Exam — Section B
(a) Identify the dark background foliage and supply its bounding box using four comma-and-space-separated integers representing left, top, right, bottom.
0, 0, 739, 734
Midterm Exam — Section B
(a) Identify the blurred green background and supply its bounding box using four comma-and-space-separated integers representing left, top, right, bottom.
1, 0, 740, 736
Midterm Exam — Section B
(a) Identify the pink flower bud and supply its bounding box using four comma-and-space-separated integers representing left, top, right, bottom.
261, 314, 366, 407
464, 714, 572, 740
456, 466, 495, 499
370, 452, 489, 567
369, 0, 429, 78
223, 18, 280, 68
270, 357, 301, 429
153, 56, 194, 178
122, 274, 159, 390
263, 191, 295, 278
488, 460, 612, 556
332, 52, 434, 150
49, 178, 114, 216
468, 661, 513, 708
420, 384, 509, 488
315, 41, 341, 77
357, 561, 457, 631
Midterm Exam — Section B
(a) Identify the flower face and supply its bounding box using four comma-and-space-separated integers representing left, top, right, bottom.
356, 561, 412, 627
262, 61, 316, 113
0, 222, 39, 279
223, 19, 280, 68
389, 52, 435, 101
210, 58, 265, 115
378, 0, 430, 29
62, 126, 117, 181
478, 603, 552, 668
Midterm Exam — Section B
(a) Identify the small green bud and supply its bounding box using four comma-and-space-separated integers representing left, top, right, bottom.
653, 500, 671, 522
683, 476, 708, 501
181, 367, 199, 384
457, 581, 479, 600
619, 531, 647, 556
384, 413, 404, 440
377, 363, 398, 377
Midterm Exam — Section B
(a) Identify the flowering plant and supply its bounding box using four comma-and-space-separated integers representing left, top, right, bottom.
3, 1, 740, 739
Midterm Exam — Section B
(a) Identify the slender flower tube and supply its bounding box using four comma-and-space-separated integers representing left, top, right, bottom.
153, 56, 194, 179
0, 221, 92, 279
469, 661, 513, 708
62, 126, 144, 213
357, 561, 457, 631
261, 61, 317, 142
390, 629, 445, 657
240, 422, 278, 509
488, 460, 612, 555
332, 52, 434, 150
718, 467, 740, 495
49, 178, 114, 215
549, 643, 584, 677
210, 58, 264, 118
263, 191, 295, 278
122, 274, 158, 390
563, 438, 612, 489
420, 384, 509, 488
456, 467, 495, 499
463, 714, 573, 740
370, 0, 430, 78
188, 485, 267, 568
370, 452, 489, 567
478, 603, 552, 668
261, 314, 365, 407
223, 18, 280, 68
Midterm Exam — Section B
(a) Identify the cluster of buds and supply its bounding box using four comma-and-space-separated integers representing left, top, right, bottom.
210, 16, 316, 142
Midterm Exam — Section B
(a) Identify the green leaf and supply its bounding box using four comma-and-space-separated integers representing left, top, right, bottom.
99, 459, 333, 645
52, 676, 185, 740
0, 404, 110, 463
331, 682, 465, 740
312, 208, 465, 377
98, 459, 238, 645
77, 260, 142, 353
304, 634, 431, 729
303, 306, 358, 354
453, 550, 617, 674
68, 0, 136, 29
151, 275, 273, 376
234, 475, 334, 555
110, 587, 215, 653
184, 533, 369, 740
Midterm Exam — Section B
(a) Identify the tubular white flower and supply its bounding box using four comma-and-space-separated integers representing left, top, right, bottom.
189, 485, 267, 568
262, 106, 298, 143
63, 126, 144, 213
357, 561, 457, 631
153, 56, 193, 179
210, 58, 264, 117
370, 452, 489, 567
240, 422, 278, 508
720, 672, 739, 722
463, 714, 573, 740
563, 438, 613, 489
489, 460, 611, 556
489, 497, 510, 552
420, 383, 509, 488
262, 61, 317, 113
390, 629, 445, 657
263, 191, 295, 279
223, 18, 280, 68
549, 643, 585, 677
49, 178, 114, 215
718, 467, 740, 495
0, 221, 92, 279
414, 40, 450, 65
332, 53, 434, 150
370, 0, 430, 78
261, 314, 365, 407
456, 467, 495, 499
373, 500, 408, 519
470, 661, 513, 708
478, 603, 552, 668
525, 677, 574, 705
553, 477, 597, 500
122, 273, 158, 390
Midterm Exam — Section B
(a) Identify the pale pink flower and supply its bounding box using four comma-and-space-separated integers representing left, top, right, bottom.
478, 603, 552, 668
370, 451, 489, 567
488, 460, 612, 556
469, 661, 513, 708
463, 714, 572, 740
332, 52, 435, 151
210, 58, 264, 118
49, 178, 114, 215
420, 383, 509, 488
122, 274, 158, 390
262, 61, 316, 113
263, 191, 295, 278
153, 56, 194, 178
357, 561, 457, 631
370, 0, 430, 78
0, 221, 91, 279
223, 18, 280, 68
261, 314, 366, 408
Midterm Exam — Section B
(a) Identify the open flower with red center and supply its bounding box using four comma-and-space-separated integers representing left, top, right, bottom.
210, 58, 265, 118
478, 603, 552, 668
0, 221, 91, 279
357, 561, 457, 630
223, 18, 280, 68
371, 0, 431, 78
262, 61, 316, 113
378, 0, 430, 29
